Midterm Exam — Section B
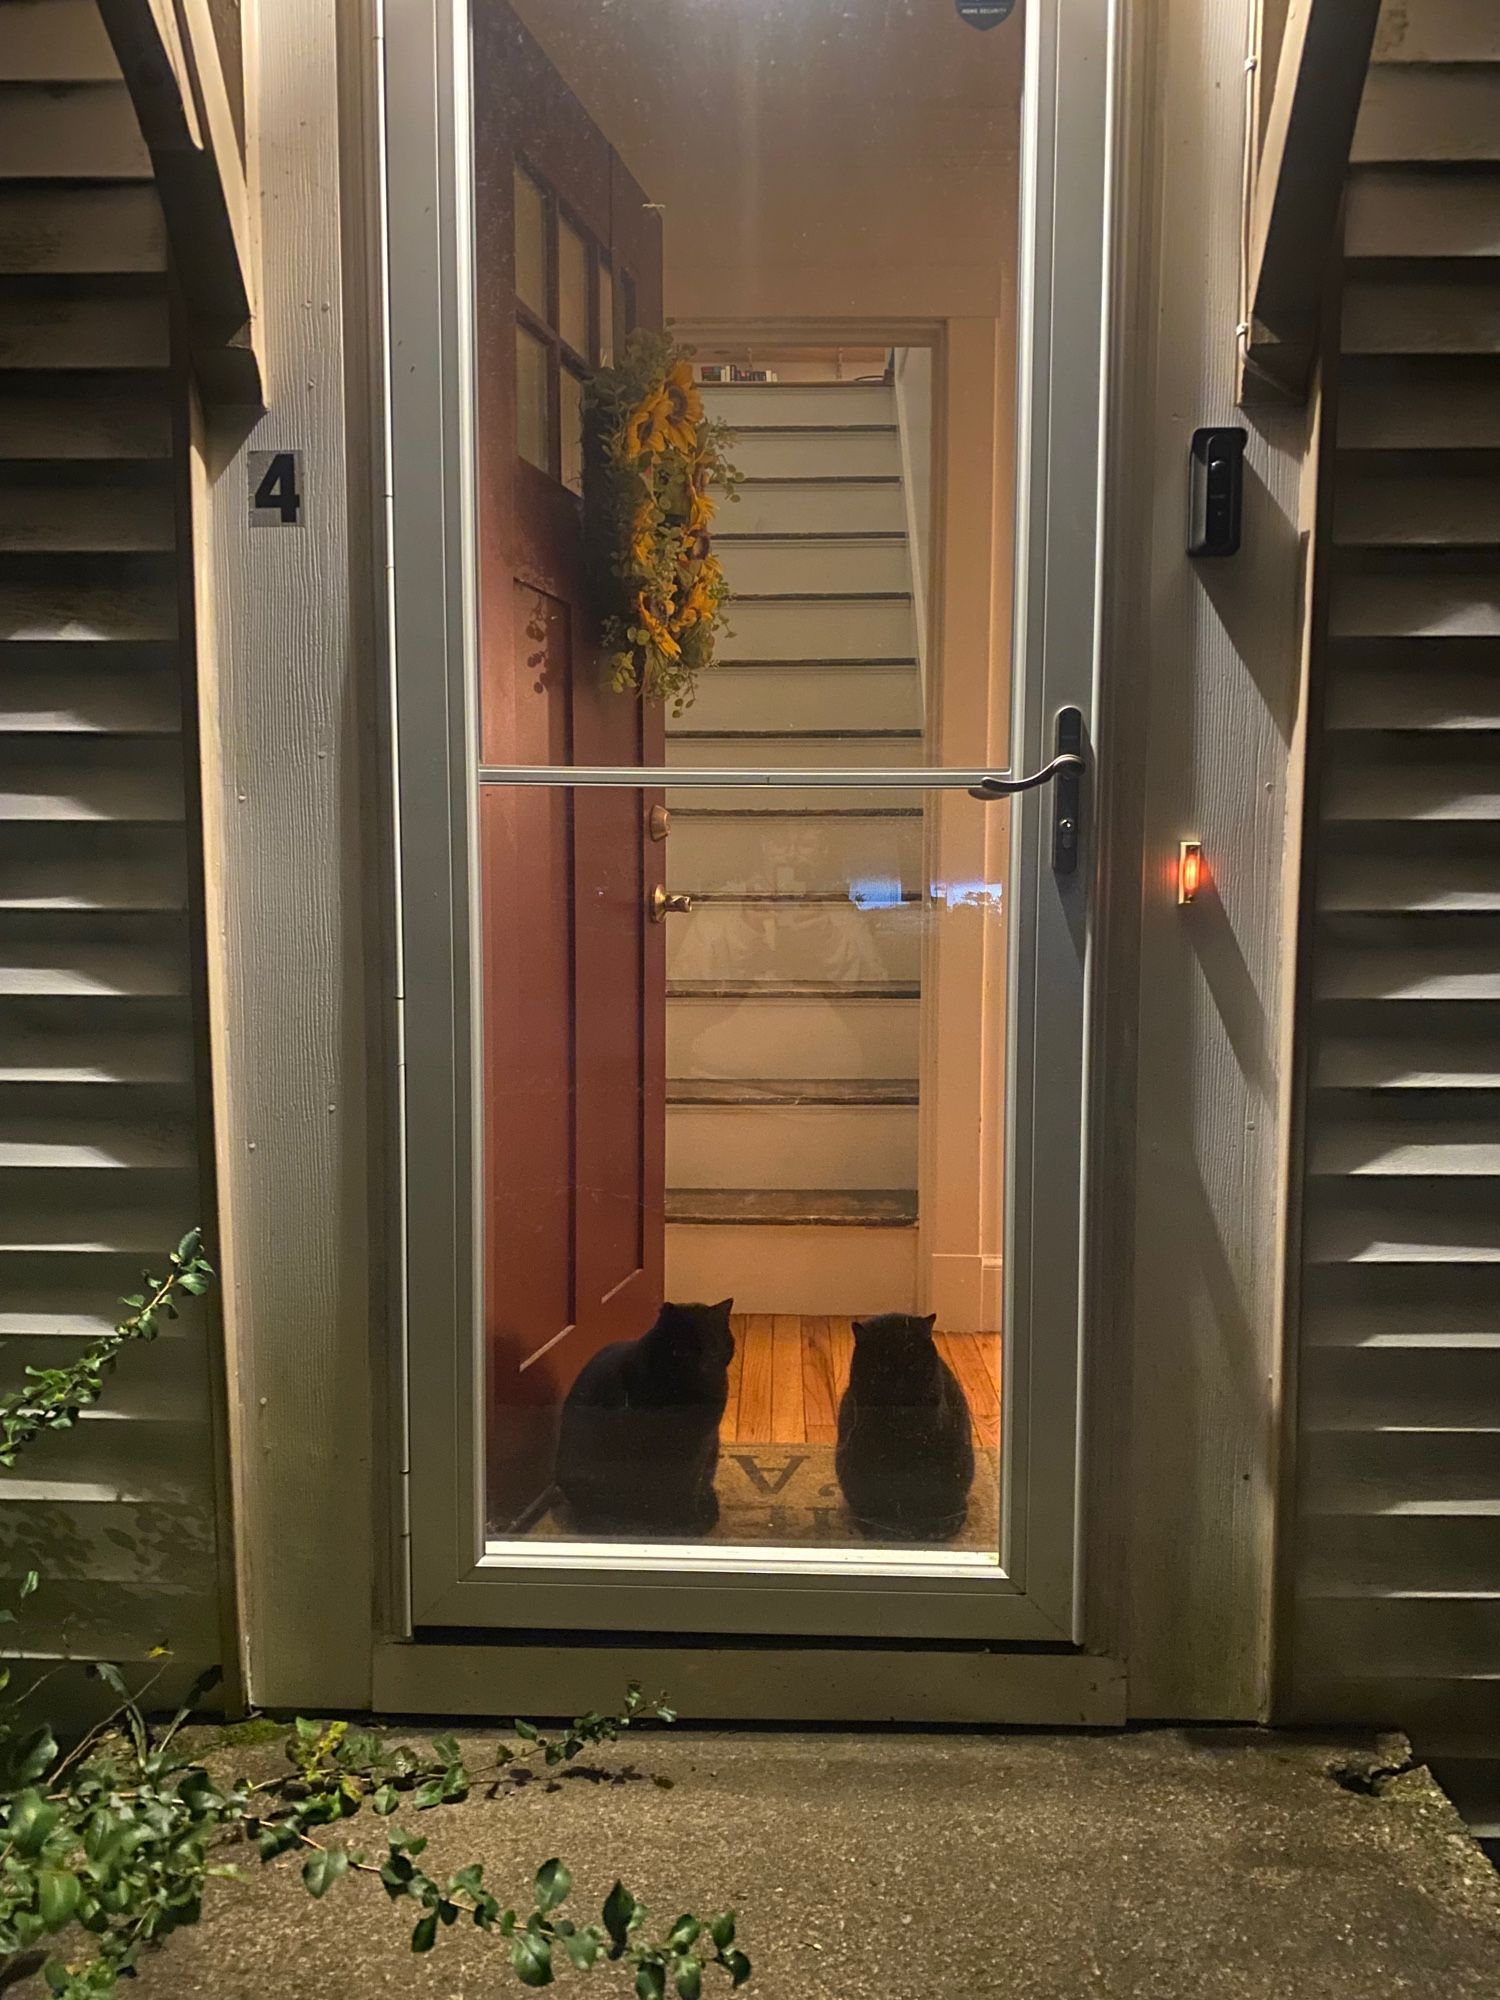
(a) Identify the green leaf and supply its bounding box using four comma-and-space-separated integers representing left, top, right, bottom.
7, 1789, 60, 1857
511, 1931, 555, 1987
674, 1957, 703, 2000
534, 1858, 571, 1913
636, 1961, 667, 2000
37, 1869, 81, 1931
3, 1721, 57, 1786
302, 1847, 349, 1898
20, 1569, 39, 1599
412, 1781, 443, 1810
372, 1784, 399, 1816
667, 1917, 701, 1951
513, 1718, 539, 1741
565, 1930, 604, 1970
431, 1734, 460, 1763
176, 1228, 203, 1263
725, 1949, 752, 1988
603, 1880, 637, 1953
709, 1913, 736, 1950
411, 1911, 438, 1954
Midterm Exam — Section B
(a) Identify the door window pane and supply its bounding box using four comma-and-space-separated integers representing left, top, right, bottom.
482, 782, 1004, 1566
516, 325, 550, 472
560, 364, 585, 495
558, 216, 590, 358
513, 166, 548, 321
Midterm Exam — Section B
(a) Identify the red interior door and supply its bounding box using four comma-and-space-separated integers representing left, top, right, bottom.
473, 3, 666, 1527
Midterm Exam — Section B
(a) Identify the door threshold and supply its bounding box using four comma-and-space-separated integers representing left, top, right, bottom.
372, 1638, 1126, 1726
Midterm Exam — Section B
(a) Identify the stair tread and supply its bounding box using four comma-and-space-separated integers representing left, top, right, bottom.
0, 185, 165, 275
667, 1077, 918, 1107
666, 1187, 917, 1227
669, 979, 919, 1000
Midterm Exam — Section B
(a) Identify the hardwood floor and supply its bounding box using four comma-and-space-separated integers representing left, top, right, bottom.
723, 1314, 1001, 1449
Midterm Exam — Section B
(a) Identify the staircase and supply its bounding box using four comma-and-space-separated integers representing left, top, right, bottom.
1291, 0, 1500, 1865
663, 379, 925, 1315
0, 0, 223, 1690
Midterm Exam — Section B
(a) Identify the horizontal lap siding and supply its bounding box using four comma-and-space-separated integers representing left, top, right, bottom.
0, 0, 228, 1710
1287, 0, 1500, 1861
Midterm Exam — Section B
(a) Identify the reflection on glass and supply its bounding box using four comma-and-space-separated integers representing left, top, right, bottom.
515, 325, 550, 472
558, 217, 590, 357
598, 260, 615, 366
482, 790, 1004, 1563
560, 365, 584, 495
513, 166, 548, 321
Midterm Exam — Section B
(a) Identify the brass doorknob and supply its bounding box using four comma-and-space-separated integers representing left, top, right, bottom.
650, 885, 693, 923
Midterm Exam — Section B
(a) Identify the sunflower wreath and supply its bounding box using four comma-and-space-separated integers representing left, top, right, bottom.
583, 331, 740, 714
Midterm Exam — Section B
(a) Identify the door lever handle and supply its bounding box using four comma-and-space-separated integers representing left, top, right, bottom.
650, 885, 694, 922
967, 705, 1086, 877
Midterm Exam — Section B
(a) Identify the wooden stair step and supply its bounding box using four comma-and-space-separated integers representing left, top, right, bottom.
0, 83, 150, 180
666, 1187, 917, 1227
0, 290, 168, 370
667, 1077, 918, 1107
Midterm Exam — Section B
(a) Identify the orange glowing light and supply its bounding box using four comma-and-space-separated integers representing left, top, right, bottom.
1178, 839, 1203, 905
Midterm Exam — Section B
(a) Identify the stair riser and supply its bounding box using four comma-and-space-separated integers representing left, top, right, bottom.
0, 742, 184, 824
664, 902, 922, 986
0, 0, 121, 82
0, 84, 150, 180
721, 597, 916, 661
1335, 476, 1500, 549
668, 1102, 916, 1191
727, 431, 900, 480
1373, 2, 1500, 63
665, 1220, 917, 1315
0, 185, 165, 276
668, 995, 919, 1082
703, 385, 894, 427
717, 539, 910, 596
0, 296, 169, 371
666, 735, 923, 769
679, 664, 925, 734
0, 395, 172, 460
1343, 279, 1500, 357
668, 813, 922, 895
1347, 167, 1500, 260
1340, 374, 1500, 450
0, 485, 175, 554
723, 481, 904, 536
1354, 66, 1500, 163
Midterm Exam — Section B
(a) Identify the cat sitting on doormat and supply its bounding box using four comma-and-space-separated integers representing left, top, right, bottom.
554, 1299, 735, 1535
836, 1312, 975, 1540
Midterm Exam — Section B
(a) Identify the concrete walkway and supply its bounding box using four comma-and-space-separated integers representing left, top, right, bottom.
120, 1728, 1500, 1999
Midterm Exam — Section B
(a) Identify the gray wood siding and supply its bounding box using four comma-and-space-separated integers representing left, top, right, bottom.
1289, 0, 1500, 1863
0, 0, 227, 1705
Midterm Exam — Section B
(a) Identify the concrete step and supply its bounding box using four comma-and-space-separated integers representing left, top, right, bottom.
716, 535, 911, 596
722, 478, 905, 537
667, 1101, 917, 1191
667, 807, 923, 895
664, 895, 923, 986
728, 427, 901, 480
667, 986, 919, 1083
720, 594, 917, 661
682, 662, 924, 734
702, 383, 895, 427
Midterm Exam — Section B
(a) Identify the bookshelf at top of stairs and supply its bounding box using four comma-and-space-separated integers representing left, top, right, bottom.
664, 377, 926, 1316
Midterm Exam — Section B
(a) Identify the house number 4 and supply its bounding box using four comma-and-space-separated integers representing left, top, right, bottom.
249, 450, 303, 527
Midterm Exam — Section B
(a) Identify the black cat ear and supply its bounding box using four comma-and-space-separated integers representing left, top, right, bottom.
851, 1318, 869, 1337
713, 1297, 734, 1314
923, 1313, 938, 1332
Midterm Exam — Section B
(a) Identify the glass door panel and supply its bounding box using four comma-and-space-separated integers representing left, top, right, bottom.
481, 781, 1009, 1571
386, 0, 1113, 1645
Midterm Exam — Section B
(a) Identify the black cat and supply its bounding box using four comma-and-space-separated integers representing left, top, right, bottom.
835, 1313, 975, 1541
554, 1299, 735, 1535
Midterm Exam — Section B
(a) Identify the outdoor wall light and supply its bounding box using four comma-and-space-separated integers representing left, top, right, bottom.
1178, 839, 1204, 905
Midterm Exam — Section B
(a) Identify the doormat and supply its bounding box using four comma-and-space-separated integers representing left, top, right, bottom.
514, 1444, 1000, 1553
